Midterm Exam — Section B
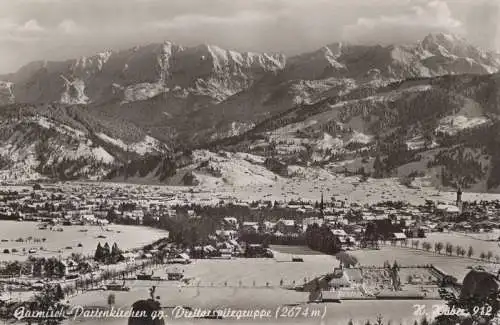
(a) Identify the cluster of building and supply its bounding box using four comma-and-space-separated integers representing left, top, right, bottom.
0, 185, 499, 251
218, 191, 500, 253
0, 183, 177, 225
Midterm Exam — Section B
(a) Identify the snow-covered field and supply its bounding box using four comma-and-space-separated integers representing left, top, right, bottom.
52, 169, 500, 207
66, 287, 440, 325
424, 231, 500, 257
183, 174, 500, 206
63, 246, 456, 325
0, 221, 168, 261
271, 244, 498, 284
352, 246, 498, 284
436, 115, 489, 135
147, 150, 500, 203
435, 98, 491, 135
3, 155, 500, 208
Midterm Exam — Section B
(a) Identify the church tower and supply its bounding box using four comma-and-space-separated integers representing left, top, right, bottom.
320, 191, 324, 218
456, 187, 462, 206
456, 186, 463, 213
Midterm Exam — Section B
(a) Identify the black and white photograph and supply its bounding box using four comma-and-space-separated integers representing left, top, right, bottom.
0, 0, 499, 324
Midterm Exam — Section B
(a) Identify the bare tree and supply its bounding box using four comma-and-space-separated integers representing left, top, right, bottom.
467, 246, 474, 258
107, 293, 116, 308
445, 243, 453, 255
435, 242, 443, 254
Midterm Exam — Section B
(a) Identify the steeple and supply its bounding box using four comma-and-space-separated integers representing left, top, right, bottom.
456, 187, 462, 206
124, 145, 129, 181
320, 191, 324, 217
456, 185, 463, 213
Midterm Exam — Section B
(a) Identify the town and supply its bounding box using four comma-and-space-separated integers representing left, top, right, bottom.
0, 182, 498, 324
1, 183, 498, 256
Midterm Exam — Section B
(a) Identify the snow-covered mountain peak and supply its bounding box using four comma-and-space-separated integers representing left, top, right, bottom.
3, 34, 500, 134
160, 41, 183, 56
422, 32, 483, 57
162, 40, 175, 47
60, 76, 89, 105
325, 42, 343, 57
186, 43, 285, 73
424, 32, 464, 44
73, 49, 113, 74
96, 50, 113, 64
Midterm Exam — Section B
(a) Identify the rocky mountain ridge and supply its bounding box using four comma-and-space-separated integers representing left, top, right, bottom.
1, 42, 286, 105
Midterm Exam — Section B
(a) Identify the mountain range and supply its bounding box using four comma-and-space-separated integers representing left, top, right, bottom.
1, 32, 500, 192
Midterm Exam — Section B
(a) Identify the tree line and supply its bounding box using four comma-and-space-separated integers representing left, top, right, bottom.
94, 242, 124, 264
305, 224, 341, 255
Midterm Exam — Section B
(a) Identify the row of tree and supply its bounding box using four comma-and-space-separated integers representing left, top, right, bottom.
395, 240, 500, 263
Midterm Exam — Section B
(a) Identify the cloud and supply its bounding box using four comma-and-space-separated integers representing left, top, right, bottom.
57, 19, 83, 34
146, 11, 274, 31
342, 0, 463, 44
0, 18, 46, 43
0, 18, 45, 33
13, 0, 74, 3
19, 19, 44, 32
462, 0, 500, 52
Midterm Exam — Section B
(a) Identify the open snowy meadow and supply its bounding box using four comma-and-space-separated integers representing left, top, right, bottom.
62, 246, 464, 325
0, 221, 168, 261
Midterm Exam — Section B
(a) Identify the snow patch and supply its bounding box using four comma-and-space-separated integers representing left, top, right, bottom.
232, 152, 266, 164
122, 82, 168, 104
33, 116, 86, 138
210, 121, 255, 141
316, 133, 343, 150
158, 42, 176, 82
61, 142, 114, 164
323, 46, 346, 70
60, 77, 89, 104
405, 137, 438, 150
96, 133, 161, 155
436, 115, 489, 135
0, 81, 15, 104
96, 50, 112, 71
190, 150, 279, 187
206, 45, 229, 72
348, 131, 373, 144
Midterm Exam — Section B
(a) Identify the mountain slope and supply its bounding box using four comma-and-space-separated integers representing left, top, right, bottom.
107, 72, 500, 192
0, 104, 167, 181
215, 72, 500, 192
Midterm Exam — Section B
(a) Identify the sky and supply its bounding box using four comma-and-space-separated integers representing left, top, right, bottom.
0, 0, 499, 74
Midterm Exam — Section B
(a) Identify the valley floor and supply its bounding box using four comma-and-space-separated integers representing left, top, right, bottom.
1, 180, 499, 325
74, 174, 500, 207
